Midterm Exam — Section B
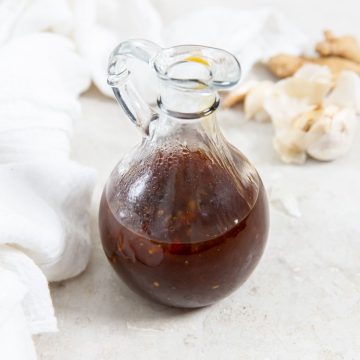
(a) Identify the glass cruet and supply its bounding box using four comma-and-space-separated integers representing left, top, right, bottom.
99, 39, 269, 308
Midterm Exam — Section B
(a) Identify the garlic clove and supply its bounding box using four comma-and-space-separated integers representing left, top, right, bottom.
268, 183, 302, 218
273, 127, 307, 164
306, 106, 357, 161
293, 63, 334, 82
264, 90, 314, 127
222, 81, 259, 108
244, 81, 274, 122
277, 64, 334, 105
327, 70, 360, 113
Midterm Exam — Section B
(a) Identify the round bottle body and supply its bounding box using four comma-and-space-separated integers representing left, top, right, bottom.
99, 147, 269, 308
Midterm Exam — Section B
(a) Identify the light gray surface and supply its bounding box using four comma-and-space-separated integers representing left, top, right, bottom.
34, 1, 360, 358
34, 86, 360, 359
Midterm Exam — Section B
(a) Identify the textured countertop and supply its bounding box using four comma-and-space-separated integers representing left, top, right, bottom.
34, 86, 360, 359
34, 1, 360, 358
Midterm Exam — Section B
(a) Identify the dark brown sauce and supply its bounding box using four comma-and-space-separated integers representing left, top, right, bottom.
99, 148, 269, 308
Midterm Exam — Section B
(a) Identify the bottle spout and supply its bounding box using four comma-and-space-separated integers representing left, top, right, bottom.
153, 45, 241, 92
107, 40, 241, 131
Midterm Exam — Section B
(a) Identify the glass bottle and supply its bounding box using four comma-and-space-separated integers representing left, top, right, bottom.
99, 40, 269, 308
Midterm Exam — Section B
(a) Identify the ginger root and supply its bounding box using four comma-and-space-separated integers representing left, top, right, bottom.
267, 54, 360, 78
222, 81, 258, 108
267, 31, 360, 78
316, 30, 360, 64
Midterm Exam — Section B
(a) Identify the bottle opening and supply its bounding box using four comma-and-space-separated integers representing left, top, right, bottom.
166, 59, 212, 90
153, 45, 241, 92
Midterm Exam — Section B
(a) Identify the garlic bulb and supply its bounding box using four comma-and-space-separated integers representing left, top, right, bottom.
223, 64, 359, 164
273, 105, 357, 164
267, 65, 357, 164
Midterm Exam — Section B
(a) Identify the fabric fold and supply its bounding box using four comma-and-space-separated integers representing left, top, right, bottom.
0, 14, 95, 360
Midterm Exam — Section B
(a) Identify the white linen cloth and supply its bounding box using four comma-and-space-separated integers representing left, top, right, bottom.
0, 4, 95, 359
0, 0, 306, 359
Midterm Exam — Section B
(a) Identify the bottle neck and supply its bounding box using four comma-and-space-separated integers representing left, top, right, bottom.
158, 85, 218, 119
149, 99, 223, 151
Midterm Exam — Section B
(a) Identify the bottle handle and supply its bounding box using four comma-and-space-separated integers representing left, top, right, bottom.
107, 40, 161, 135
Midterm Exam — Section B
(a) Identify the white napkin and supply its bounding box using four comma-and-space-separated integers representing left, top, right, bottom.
0, 0, 307, 359
0, 10, 95, 360
0, 267, 38, 360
